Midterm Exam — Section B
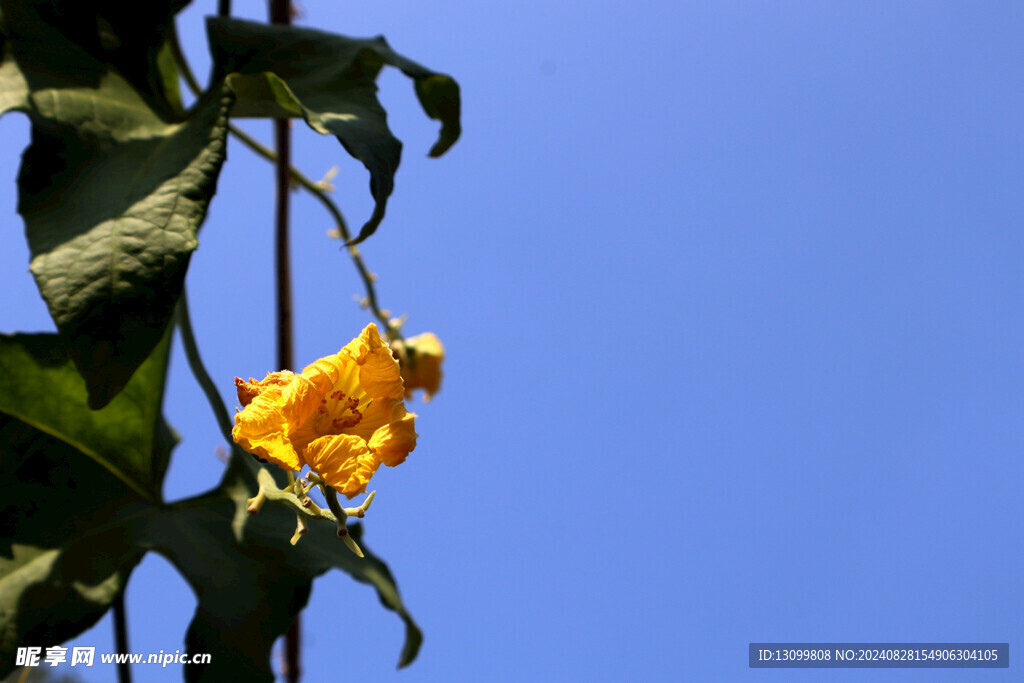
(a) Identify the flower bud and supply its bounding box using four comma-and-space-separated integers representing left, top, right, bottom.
393, 332, 444, 402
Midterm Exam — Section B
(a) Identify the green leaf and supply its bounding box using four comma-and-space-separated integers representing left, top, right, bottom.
0, 417, 148, 678
340, 525, 423, 668
1, 0, 232, 408
155, 33, 185, 117
145, 461, 312, 682
0, 1, 190, 120
0, 328, 172, 677
91, 2, 193, 120
154, 459, 422, 681
0, 331, 173, 503
208, 16, 461, 244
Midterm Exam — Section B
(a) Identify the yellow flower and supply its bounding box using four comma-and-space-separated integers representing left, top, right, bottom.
232, 324, 417, 498
393, 332, 445, 402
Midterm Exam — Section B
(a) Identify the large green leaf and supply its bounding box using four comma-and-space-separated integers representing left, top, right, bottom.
155, 458, 422, 681
0, 331, 173, 502
0, 451, 421, 681
0, 417, 148, 677
1, 0, 232, 408
0, 327, 171, 675
208, 16, 461, 244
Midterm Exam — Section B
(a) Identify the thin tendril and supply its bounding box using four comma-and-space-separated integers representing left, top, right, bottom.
175, 290, 233, 444
167, 26, 402, 341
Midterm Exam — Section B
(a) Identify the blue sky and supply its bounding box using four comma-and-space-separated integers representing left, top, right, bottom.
2, 1, 1023, 680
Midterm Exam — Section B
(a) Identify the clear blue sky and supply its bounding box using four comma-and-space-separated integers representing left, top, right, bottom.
2, 1, 1023, 680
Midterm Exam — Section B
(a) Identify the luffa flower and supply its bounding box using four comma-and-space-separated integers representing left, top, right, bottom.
232, 324, 417, 498
392, 332, 445, 402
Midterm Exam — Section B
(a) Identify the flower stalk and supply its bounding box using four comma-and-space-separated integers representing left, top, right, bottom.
244, 469, 373, 556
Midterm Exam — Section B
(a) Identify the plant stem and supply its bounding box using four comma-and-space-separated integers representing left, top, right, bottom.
274, 126, 294, 371
175, 291, 234, 446
268, 0, 301, 677
177, 288, 268, 478
113, 593, 132, 683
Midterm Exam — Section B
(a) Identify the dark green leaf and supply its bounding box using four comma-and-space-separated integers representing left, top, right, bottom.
0, 328, 172, 678
0, 430, 419, 681
0, 1, 189, 120
90, 1, 193, 120
153, 458, 422, 681
338, 525, 423, 668
1, 1, 231, 408
0, 331, 173, 502
0, 419, 147, 678
264, 480, 423, 668
208, 16, 461, 244
145, 461, 311, 683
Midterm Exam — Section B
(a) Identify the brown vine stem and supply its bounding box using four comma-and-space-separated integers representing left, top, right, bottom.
273, 116, 294, 371
266, 0, 302, 678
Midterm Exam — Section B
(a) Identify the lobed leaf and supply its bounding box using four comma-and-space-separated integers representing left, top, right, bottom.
208, 16, 461, 244
156, 458, 422, 681
0, 325, 173, 678
0, 329, 171, 674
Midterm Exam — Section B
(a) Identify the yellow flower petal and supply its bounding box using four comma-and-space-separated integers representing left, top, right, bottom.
343, 324, 406, 400
304, 434, 381, 499
232, 373, 305, 471
286, 352, 355, 448
282, 372, 334, 439
368, 404, 418, 467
